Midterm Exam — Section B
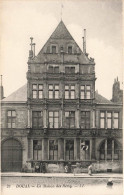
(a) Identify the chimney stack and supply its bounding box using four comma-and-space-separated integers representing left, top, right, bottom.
83, 29, 86, 54
28, 37, 34, 60
0, 75, 4, 100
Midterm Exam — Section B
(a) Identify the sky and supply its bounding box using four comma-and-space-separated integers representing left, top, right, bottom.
0, 0, 123, 100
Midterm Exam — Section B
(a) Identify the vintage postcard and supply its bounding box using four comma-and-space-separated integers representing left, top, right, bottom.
0, 0, 123, 195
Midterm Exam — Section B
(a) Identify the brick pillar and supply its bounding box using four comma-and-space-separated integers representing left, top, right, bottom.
92, 110, 95, 128
105, 111, 107, 129
105, 139, 107, 160
42, 138, 48, 160
112, 139, 114, 161
27, 109, 30, 127
58, 138, 64, 160
28, 138, 33, 159
95, 110, 99, 128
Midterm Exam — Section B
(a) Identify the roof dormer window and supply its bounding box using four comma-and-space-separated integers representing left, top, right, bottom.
52, 45, 56, 54
68, 46, 72, 54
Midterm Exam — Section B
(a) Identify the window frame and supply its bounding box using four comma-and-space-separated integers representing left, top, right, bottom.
65, 84, 75, 99
80, 85, 91, 99
32, 84, 43, 99
49, 140, 58, 160
7, 110, 16, 128
32, 111, 43, 129
48, 111, 59, 128
65, 111, 75, 128
48, 84, 59, 99
80, 111, 90, 129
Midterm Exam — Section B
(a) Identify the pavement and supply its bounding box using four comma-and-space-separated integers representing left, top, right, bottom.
1, 172, 123, 178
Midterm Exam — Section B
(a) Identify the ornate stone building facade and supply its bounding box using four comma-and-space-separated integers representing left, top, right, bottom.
1, 21, 123, 172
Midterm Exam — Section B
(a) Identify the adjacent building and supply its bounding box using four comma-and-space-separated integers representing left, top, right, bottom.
1, 21, 123, 172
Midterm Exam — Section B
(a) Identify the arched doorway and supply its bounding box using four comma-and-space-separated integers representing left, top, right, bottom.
1, 138, 22, 172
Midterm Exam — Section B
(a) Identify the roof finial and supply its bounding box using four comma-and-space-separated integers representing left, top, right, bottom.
61, 3, 64, 21
0, 75, 2, 86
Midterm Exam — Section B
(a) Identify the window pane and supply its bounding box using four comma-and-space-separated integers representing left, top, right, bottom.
49, 91, 53, 99
71, 85, 75, 90
39, 91, 43, 99
65, 91, 69, 99
32, 84, 37, 89
49, 118, 53, 122
54, 67, 59, 73
100, 119, 105, 128
107, 112, 112, 118
33, 91, 37, 98
81, 86, 85, 90
49, 85, 53, 90
12, 111, 16, 116
55, 91, 59, 99
81, 91, 84, 99
54, 122, 58, 128
107, 119, 111, 128
65, 85, 69, 90
49, 112, 53, 117
86, 85, 91, 90
86, 91, 91, 99
49, 66, 53, 73
71, 91, 75, 99
38, 85, 43, 90
54, 112, 58, 117
68, 46, 72, 54
55, 85, 59, 90
65, 112, 69, 117
8, 123, 11, 128
71, 67, 75, 73
52, 46, 56, 54
12, 123, 15, 128
7, 111, 11, 116
100, 112, 105, 117
114, 119, 118, 128
114, 112, 119, 118
65, 67, 70, 73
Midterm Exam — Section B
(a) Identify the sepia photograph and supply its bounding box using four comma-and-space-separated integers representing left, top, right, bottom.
0, 0, 123, 195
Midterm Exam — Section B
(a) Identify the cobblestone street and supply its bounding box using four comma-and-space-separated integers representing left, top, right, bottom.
1, 174, 123, 195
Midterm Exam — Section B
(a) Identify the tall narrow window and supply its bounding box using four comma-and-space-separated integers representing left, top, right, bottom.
32, 84, 37, 99
7, 110, 16, 128
32, 84, 43, 99
114, 112, 119, 129
100, 112, 105, 128
49, 140, 58, 160
38, 85, 43, 99
52, 46, 56, 54
49, 85, 53, 99
86, 85, 91, 99
49, 111, 59, 128
33, 140, 42, 160
68, 46, 72, 54
65, 85, 75, 99
48, 85, 59, 99
48, 66, 59, 73
107, 112, 112, 128
80, 86, 85, 99
80, 85, 91, 99
81, 111, 90, 129
65, 111, 75, 128
32, 111, 43, 129
65, 140, 74, 160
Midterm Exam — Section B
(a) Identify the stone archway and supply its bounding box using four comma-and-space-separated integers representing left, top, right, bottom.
1, 138, 22, 172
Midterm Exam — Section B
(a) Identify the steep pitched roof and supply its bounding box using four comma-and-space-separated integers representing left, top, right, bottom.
2, 84, 27, 102
33, 20, 93, 65
2, 84, 115, 105
50, 20, 74, 40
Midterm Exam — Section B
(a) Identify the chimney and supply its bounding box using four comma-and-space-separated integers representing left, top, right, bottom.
32, 43, 36, 58
112, 77, 123, 103
0, 75, 4, 100
28, 37, 33, 60
83, 29, 86, 54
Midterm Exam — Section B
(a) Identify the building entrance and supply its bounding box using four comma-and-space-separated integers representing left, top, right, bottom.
1, 138, 22, 172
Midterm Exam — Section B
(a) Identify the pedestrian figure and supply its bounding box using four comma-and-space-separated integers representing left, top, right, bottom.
107, 178, 113, 187
42, 162, 46, 173
88, 164, 92, 176
65, 165, 68, 173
